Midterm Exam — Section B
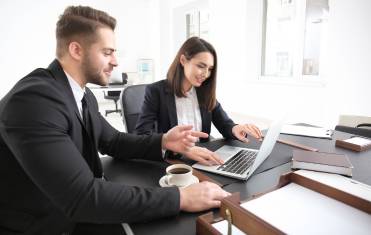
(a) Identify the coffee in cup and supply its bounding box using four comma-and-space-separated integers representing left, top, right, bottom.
166, 164, 193, 187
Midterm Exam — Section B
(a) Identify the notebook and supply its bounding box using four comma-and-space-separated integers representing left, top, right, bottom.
292, 149, 353, 176
192, 118, 284, 180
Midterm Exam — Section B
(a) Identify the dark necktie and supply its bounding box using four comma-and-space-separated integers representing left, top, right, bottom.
82, 94, 91, 135
81, 94, 103, 178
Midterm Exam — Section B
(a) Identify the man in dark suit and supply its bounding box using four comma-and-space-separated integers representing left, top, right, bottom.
0, 6, 230, 235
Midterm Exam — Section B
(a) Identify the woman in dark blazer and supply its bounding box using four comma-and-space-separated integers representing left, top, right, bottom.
135, 37, 262, 165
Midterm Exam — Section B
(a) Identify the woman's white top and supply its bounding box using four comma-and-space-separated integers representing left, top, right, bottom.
175, 86, 202, 132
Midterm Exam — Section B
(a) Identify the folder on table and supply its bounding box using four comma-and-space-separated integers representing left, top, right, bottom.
197, 170, 371, 235
281, 124, 333, 139
336, 136, 371, 152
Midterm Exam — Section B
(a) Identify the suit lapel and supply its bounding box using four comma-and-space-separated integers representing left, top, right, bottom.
195, 88, 209, 133
47, 60, 102, 177
164, 84, 178, 127
80, 92, 102, 177
84, 89, 98, 142
47, 60, 96, 140
200, 107, 208, 133
47, 60, 83, 125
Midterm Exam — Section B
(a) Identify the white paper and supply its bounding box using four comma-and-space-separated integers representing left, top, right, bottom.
344, 137, 371, 146
212, 220, 246, 235
295, 170, 371, 201
281, 124, 332, 138
241, 183, 371, 235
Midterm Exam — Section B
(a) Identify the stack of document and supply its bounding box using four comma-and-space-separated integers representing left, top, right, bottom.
240, 182, 371, 235
211, 170, 371, 235
292, 149, 353, 176
281, 124, 332, 139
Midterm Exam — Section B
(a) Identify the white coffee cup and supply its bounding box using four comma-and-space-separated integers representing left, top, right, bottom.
166, 164, 193, 187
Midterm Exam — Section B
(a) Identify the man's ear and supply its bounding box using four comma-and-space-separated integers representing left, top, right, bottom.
68, 41, 83, 61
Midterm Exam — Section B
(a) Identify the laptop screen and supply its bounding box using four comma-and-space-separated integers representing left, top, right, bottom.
247, 118, 284, 178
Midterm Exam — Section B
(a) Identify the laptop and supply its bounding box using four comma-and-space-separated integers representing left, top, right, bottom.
192, 118, 284, 180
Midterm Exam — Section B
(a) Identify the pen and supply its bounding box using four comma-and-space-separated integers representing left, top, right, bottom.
277, 139, 319, 152
262, 135, 319, 152
350, 135, 371, 140
349, 179, 371, 190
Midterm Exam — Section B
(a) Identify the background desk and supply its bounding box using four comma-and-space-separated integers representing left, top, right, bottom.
87, 84, 127, 92
101, 130, 371, 235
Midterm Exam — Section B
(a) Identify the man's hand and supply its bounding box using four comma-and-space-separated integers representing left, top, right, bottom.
162, 125, 208, 154
184, 146, 223, 166
232, 124, 263, 143
179, 181, 231, 212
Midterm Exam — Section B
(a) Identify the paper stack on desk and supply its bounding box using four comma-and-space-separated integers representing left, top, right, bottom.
241, 183, 371, 235
281, 124, 332, 139
212, 220, 245, 235
240, 170, 371, 235
291, 149, 353, 176
210, 170, 371, 235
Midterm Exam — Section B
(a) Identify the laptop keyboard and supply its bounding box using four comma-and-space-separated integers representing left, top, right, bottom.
217, 150, 257, 175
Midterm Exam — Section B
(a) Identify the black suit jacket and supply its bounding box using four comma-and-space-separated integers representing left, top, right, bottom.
0, 60, 179, 234
135, 80, 236, 141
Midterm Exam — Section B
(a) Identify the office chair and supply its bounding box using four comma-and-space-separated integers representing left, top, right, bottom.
335, 123, 371, 138
335, 115, 371, 138
104, 73, 128, 116
121, 84, 147, 133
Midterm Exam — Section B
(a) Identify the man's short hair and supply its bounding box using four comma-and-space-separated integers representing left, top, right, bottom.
56, 6, 116, 58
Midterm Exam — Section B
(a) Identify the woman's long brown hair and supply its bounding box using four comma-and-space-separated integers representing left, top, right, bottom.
166, 37, 217, 112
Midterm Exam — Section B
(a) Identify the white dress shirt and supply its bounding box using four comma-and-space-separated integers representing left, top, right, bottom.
175, 86, 202, 132
65, 71, 85, 118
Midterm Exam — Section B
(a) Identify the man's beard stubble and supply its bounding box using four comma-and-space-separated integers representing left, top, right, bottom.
81, 55, 107, 86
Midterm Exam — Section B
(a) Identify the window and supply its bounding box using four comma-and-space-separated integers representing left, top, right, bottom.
261, 0, 329, 79
302, 0, 329, 76
186, 10, 210, 40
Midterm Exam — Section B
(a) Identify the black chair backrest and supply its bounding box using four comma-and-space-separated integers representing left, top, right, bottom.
121, 84, 147, 133
335, 124, 371, 138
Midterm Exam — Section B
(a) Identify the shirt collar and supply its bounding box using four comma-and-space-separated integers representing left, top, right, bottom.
64, 71, 85, 103
185, 86, 196, 96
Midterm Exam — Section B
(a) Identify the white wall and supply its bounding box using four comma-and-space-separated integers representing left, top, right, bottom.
159, 0, 371, 128
0, 0, 158, 97
2, 0, 370, 129
325, 0, 371, 125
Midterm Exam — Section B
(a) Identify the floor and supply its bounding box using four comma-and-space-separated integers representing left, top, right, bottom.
100, 103, 126, 132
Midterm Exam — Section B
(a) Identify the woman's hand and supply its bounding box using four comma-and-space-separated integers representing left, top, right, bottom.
184, 146, 224, 166
232, 124, 263, 143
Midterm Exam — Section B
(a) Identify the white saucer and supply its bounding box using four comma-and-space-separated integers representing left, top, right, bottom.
159, 175, 199, 188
